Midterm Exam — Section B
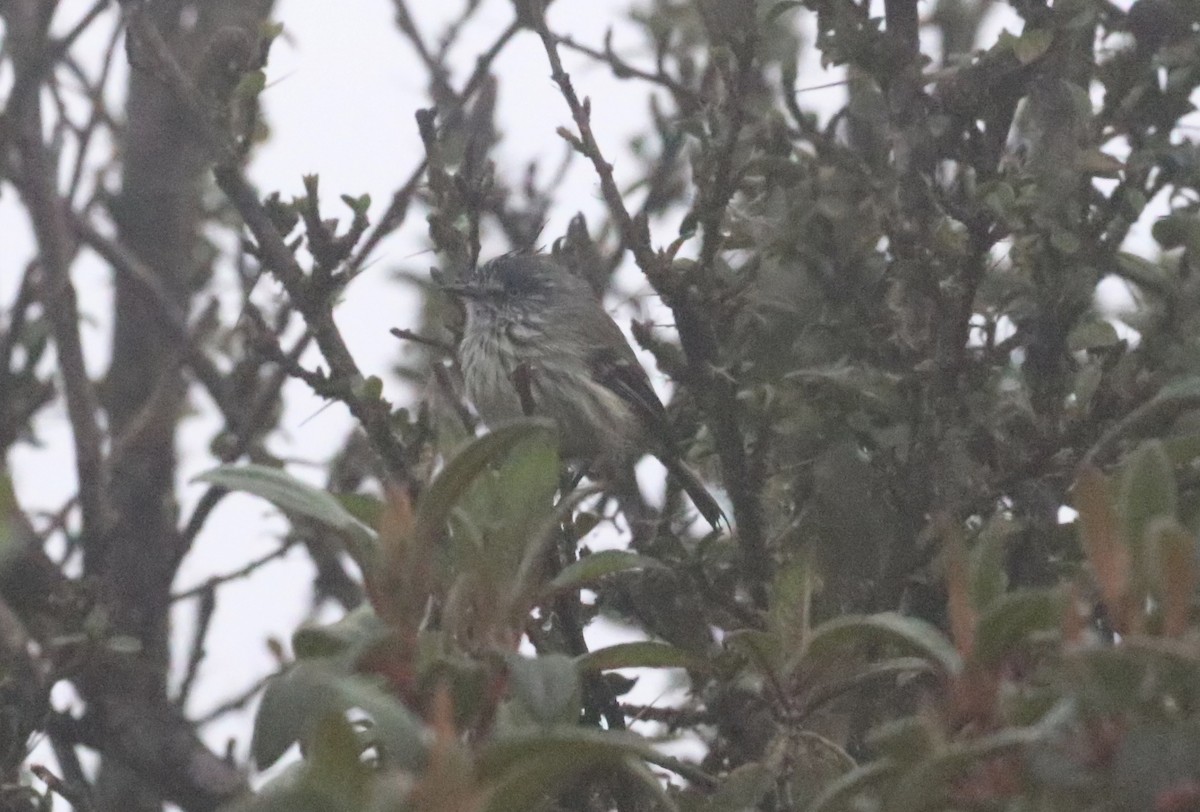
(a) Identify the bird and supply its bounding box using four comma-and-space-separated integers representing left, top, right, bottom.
442, 252, 725, 529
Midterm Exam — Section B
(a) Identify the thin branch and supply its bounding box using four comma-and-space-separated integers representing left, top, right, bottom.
390, 326, 455, 355
123, 4, 413, 486
172, 542, 294, 602
194, 671, 278, 726
45, 713, 97, 812
554, 31, 701, 111
178, 331, 313, 551
0, 261, 38, 382
347, 19, 522, 274
71, 212, 231, 413
31, 764, 96, 812
391, 0, 453, 101
9, 5, 113, 546
530, 11, 664, 283
175, 584, 216, 708
65, 16, 125, 207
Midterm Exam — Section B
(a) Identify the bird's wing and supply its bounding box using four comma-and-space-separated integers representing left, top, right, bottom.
588, 343, 672, 435
562, 286, 672, 435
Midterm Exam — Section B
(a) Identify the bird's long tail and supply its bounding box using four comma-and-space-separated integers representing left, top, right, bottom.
662, 454, 727, 530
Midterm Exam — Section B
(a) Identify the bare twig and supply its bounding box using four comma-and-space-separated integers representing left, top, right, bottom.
175, 584, 217, 707
347, 18, 522, 274
194, 671, 278, 726
172, 542, 294, 603
390, 326, 455, 355
31, 764, 96, 812
530, 11, 664, 283
65, 16, 125, 207
9, 4, 113, 547
71, 213, 232, 414
123, 4, 414, 487
179, 331, 313, 550
554, 31, 701, 111
45, 713, 97, 811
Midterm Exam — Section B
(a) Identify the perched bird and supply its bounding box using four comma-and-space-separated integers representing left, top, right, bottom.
442, 253, 724, 528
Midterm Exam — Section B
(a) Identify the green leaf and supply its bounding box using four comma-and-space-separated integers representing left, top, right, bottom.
769, 557, 814, 665
292, 605, 390, 660
1108, 721, 1200, 811
334, 492, 383, 529
1013, 28, 1053, 64
1162, 431, 1200, 467
0, 475, 20, 572
570, 511, 601, 539
887, 724, 1053, 811
973, 589, 1065, 667
803, 612, 962, 676
1067, 319, 1120, 352
1115, 251, 1167, 292
697, 760, 774, 812
1075, 648, 1154, 714
479, 429, 560, 578
866, 717, 938, 763
340, 193, 371, 215
576, 641, 707, 673
1152, 214, 1200, 250
479, 727, 688, 809
235, 70, 267, 99
1119, 440, 1178, 591
414, 419, 556, 547
354, 375, 383, 401
980, 181, 1016, 217
253, 668, 318, 769
545, 550, 666, 595
1049, 228, 1081, 255
506, 654, 580, 727
806, 761, 898, 812
252, 661, 426, 771
1155, 376, 1200, 401
193, 464, 377, 566
765, 1, 803, 24
259, 21, 285, 43
304, 713, 372, 809
725, 629, 783, 677
969, 515, 1020, 609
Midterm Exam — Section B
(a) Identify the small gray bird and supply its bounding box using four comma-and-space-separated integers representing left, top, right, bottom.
443, 253, 725, 529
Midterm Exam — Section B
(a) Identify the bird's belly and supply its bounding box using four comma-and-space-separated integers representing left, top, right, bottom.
460, 334, 637, 461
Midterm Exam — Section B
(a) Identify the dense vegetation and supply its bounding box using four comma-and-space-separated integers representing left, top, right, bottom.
3, 0, 1200, 809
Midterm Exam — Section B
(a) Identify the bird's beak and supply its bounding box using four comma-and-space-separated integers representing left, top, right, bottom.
438, 282, 481, 299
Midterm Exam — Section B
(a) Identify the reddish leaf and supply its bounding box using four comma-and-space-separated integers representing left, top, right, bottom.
1149, 518, 1197, 637
940, 515, 977, 661
1074, 466, 1131, 631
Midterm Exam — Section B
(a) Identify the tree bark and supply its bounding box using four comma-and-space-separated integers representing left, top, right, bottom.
90, 1, 272, 808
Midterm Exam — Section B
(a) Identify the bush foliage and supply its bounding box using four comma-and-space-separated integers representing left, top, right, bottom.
3, 0, 1200, 810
